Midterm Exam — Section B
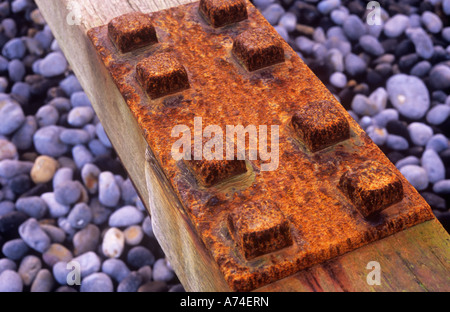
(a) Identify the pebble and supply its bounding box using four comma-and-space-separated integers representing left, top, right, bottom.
81, 163, 101, 194
8, 59, 25, 82
428, 64, 450, 90
278, 12, 297, 33
138, 265, 153, 283
421, 149, 445, 184
11, 116, 37, 151
102, 227, 125, 258
444, 0, 450, 15
33, 126, 68, 158
407, 122, 433, 146
410, 60, 431, 77
80, 273, 113, 292
2, 238, 29, 260
36, 105, 59, 127
54, 180, 81, 205
87, 141, 107, 157
359, 35, 384, 56
366, 126, 388, 146
60, 129, 90, 145
2, 38, 26, 59
57, 217, 76, 238
73, 251, 101, 278
317, 0, 340, 15
400, 165, 429, 191
67, 203, 92, 229
405, 27, 434, 59
90, 198, 111, 225
18, 255, 42, 286
0, 98, 25, 135
30, 269, 54, 292
42, 243, 73, 267
30, 155, 59, 184
15, 196, 47, 219
19, 218, 51, 253
123, 225, 144, 246
142, 216, 154, 237
0, 139, 18, 161
433, 180, 450, 194
326, 48, 344, 72
41, 192, 70, 218
70, 91, 91, 107
127, 246, 155, 269
53, 167, 73, 190
95, 123, 112, 148
0, 258, 16, 275
373, 109, 399, 128
117, 271, 143, 292
72, 144, 94, 169
262, 3, 285, 25
121, 178, 137, 203
386, 134, 409, 151
386, 74, 430, 120
98, 171, 120, 207
274, 25, 288, 42
0, 201, 14, 216
330, 8, 348, 25
421, 11, 442, 34
426, 134, 449, 153
395, 156, 420, 169
40, 224, 66, 244
52, 261, 69, 285
73, 223, 100, 256
352, 94, 375, 116
67, 106, 94, 128
0, 270, 23, 292
344, 53, 366, 76
49, 97, 71, 113
342, 15, 365, 41
102, 259, 131, 283
138, 281, 168, 292
59, 75, 83, 97
329, 72, 347, 88
109, 206, 144, 228
152, 258, 175, 282
38, 52, 67, 77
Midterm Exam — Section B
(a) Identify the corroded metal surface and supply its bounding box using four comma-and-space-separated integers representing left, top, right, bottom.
88, 0, 434, 291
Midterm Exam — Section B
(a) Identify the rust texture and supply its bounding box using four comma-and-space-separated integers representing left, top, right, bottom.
88, 0, 434, 291
199, 0, 248, 28
291, 100, 350, 152
232, 28, 285, 71
108, 12, 158, 53
136, 53, 190, 99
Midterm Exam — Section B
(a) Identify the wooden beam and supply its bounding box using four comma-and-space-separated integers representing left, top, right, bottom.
35, 0, 450, 292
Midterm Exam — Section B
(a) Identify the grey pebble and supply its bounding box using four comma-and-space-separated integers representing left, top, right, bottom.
396, 156, 420, 169
0, 98, 25, 135
443, 27, 450, 43
2, 18, 17, 38
18, 255, 42, 286
0, 258, 17, 275
68, 106, 94, 128
153, 258, 175, 282
60, 129, 90, 145
0, 77, 7, 92
59, 75, 83, 97
373, 109, 399, 128
73, 251, 101, 278
19, 218, 51, 253
42, 243, 73, 267
67, 203, 92, 229
70, 91, 91, 107
386, 74, 430, 120
11, 82, 30, 99
117, 271, 143, 292
8, 59, 25, 82
2, 238, 29, 260
0, 138, 18, 161
30, 269, 54, 292
12, 116, 37, 151
428, 64, 450, 90
142, 216, 154, 237
366, 126, 387, 146
57, 217, 76, 238
138, 265, 152, 283
317, 0, 340, 15
0, 201, 15, 216
73, 223, 100, 256
102, 258, 131, 283
359, 35, 384, 56
407, 122, 433, 146
0, 270, 23, 292
273, 25, 288, 42
400, 165, 429, 191
54, 180, 81, 205
40, 224, 66, 244
421, 149, 445, 184
52, 261, 68, 285
410, 61, 431, 77
406, 27, 434, 59
262, 3, 284, 25
330, 8, 348, 25
344, 53, 366, 76
80, 273, 113, 292
41, 192, 70, 218
2, 38, 26, 60
433, 180, 450, 194
329, 72, 347, 88
444, 0, 450, 15
95, 122, 112, 148
326, 49, 344, 72
33, 126, 68, 157
53, 167, 73, 190
36, 105, 59, 127
55, 286, 77, 293
421, 11, 442, 34
426, 105, 450, 126
88, 139, 111, 157
343, 15, 366, 41
72, 144, 94, 169
351, 94, 375, 116
384, 14, 409, 38
99, 171, 121, 207
109, 206, 144, 228
121, 178, 138, 204
425, 134, 449, 153
90, 198, 111, 225
81, 163, 101, 194
127, 246, 155, 269
278, 12, 296, 33
386, 134, 409, 151
15, 196, 47, 219
49, 97, 71, 113
38, 52, 67, 77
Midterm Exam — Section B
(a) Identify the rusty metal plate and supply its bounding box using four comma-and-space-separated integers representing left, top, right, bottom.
88, 0, 434, 291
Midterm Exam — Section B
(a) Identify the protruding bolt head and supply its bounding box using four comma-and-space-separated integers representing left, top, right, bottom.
339, 161, 404, 218
185, 158, 247, 188
291, 100, 350, 152
199, 0, 248, 28
108, 12, 158, 53
136, 53, 190, 99
228, 200, 292, 260
232, 28, 285, 72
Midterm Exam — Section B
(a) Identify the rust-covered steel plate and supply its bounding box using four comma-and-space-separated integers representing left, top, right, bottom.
88, 0, 434, 291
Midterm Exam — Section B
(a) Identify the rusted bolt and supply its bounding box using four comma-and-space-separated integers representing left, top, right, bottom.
228, 200, 292, 260
232, 28, 285, 72
136, 53, 190, 99
185, 158, 247, 187
291, 100, 350, 152
199, 0, 248, 28
339, 161, 404, 218
108, 11, 158, 53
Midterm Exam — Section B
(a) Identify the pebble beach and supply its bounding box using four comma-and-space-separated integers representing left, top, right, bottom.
0, 0, 449, 292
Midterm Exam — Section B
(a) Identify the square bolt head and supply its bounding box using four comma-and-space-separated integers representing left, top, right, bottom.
185, 158, 247, 187
199, 0, 248, 28
108, 12, 158, 53
136, 53, 190, 99
232, 28, 285, 72
339, 161, 404, 218
291, 100, 350, 152
228, 200, 292, 260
